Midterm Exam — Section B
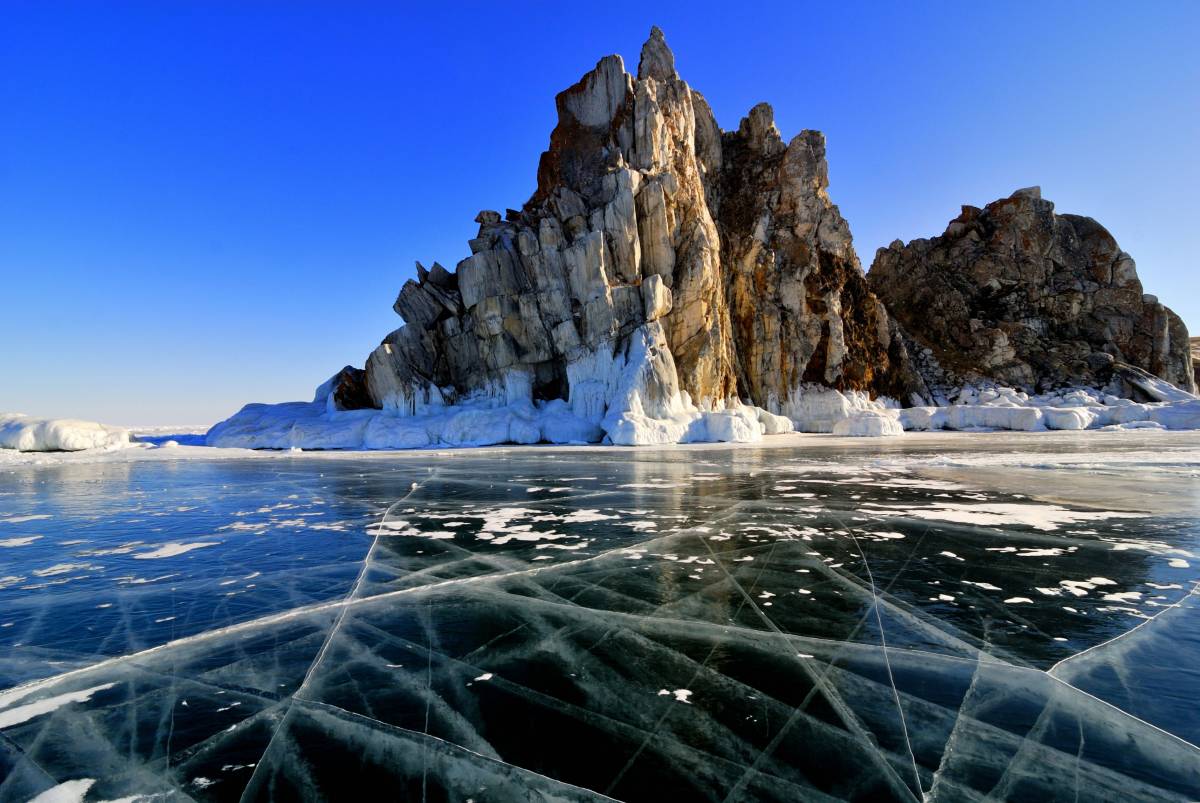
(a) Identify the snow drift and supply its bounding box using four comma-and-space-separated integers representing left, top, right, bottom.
205, 369, 1200, 451
0, 414, 132, 452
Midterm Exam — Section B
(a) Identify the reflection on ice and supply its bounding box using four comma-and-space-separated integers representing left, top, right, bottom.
1, 431, 1199, 800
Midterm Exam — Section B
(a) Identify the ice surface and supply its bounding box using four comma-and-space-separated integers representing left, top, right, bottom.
1, 433, 1199, 800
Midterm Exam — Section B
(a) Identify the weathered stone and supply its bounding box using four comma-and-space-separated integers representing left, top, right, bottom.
643, 274, 672, 321
869, 188, 1196, 394
714, 104, 925, 406
393, 280, 443, 329
637, 25, 676, 82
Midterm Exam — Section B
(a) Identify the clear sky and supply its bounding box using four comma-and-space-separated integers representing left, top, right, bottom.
2, 2, 1197, 426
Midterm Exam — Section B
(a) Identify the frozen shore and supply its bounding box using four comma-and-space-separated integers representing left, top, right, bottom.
201, 377, 1200, 451
3, 371, 1199, 457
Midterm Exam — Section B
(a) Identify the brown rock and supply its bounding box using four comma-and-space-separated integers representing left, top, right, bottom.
869, 188, 1196, 394
330, 366, 372, 411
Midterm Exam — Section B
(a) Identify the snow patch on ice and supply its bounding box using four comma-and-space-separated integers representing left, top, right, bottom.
133, 542, 220, 559
0, 683, 115, 729
0, 536, 42, 547
881, 502, 1144, 531
27, 779, 97, 803
657, 688, 693, 704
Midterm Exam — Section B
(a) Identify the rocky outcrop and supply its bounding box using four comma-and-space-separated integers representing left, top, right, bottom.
713, 103, 925, 410
353, 27, 922, 440
1192, 337, 1200, 388
328, 366, 372, 411
869, 188, 1195, 396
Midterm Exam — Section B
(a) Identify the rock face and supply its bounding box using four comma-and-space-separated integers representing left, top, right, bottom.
869, 188, 1195, 396
713, 103, 924, 410
1192, 337, 1200, 388
357, 27, 922, 435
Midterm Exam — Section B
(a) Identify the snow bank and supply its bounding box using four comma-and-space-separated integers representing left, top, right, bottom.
206, 397, 606, 451
893, 383, 1200, 434
780, 385, 895, 433
0, 414, 132, 452
207, 390, 782, 451
768, 381, 1200, 438
208, 323, 789, 450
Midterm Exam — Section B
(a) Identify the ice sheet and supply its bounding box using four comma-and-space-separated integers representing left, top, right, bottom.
1, 434, 1199, 800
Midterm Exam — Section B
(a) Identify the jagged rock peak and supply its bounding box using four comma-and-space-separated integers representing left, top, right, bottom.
350, 28, 928, 435
869, 187, 1195, 396
638, 25, 677, 82
734, 102, 787, 158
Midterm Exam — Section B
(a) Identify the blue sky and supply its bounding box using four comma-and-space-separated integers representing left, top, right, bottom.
2, 2, 1197, 425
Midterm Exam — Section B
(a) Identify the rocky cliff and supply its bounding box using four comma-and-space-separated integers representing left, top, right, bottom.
869, 187, 1196, 398
207, 28, 1198, 450
355, 27, 923, 439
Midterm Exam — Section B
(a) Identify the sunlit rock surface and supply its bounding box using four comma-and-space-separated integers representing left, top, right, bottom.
2, 432, 1200, 800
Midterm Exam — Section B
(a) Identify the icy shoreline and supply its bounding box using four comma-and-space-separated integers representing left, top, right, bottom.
202, 379, 1200, 452
4, 428, 1200, 470
4, 373, 1199, 458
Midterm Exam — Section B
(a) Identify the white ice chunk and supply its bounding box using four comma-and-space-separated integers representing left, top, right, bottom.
0, 413, 131, 452
832, 411, 903, 438
1043, 407, 1097, 430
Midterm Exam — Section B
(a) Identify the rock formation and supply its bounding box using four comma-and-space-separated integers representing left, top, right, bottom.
1192, 337, 1200, 388
206, 29, 1199, 450
713, 103, 924, 409
869, 187, 1196, 397
350, 27, 922, 443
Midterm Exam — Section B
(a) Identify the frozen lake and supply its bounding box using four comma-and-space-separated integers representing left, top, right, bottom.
1, 432, 1199, 801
